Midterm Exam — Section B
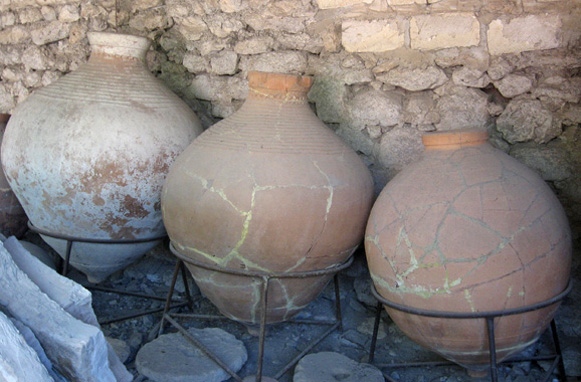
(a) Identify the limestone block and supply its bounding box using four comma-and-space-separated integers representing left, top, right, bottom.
136, 327, 247, 382
308, 77, 348, 124
189, 74, 248, 102
57, 4, 79, 22
342, 20, 404, 52
205, 13, 244, 38
0, 311, 54, 382
30, 21, 71, 45
219, 0, 244, 12
210, 50, 238, 75
18, 7, 43, 23
434, 84, 489, 130
374, 126, 423, 170
246, 15, 305, 34
234, 36, 275, 55
183, 53, 208, 72
0, 11, 16, 28
410, 13, 480, 50
177, 16, 207, 41
376, 66, 448, 91
0, 244, 115, 381
0, 83, 16, 111
244, 50, 308, 74
497, 98, 558, 144
294, 352, 384, 382
40, 5, 57, 21
316, 0, 373, 8
403, 91, 439, 126
487, 15, 561, 55
487, 56, 514, 81
434, 47, 490, 70
452, 66, 491, 88
347, 88, 403, 129
388, 0, 426, 4
0, 25, 30, 44
131, 0, 164, 12
494, 74, 533, 98
336, 125, 375, 157
533, 76, 581, 104
276, 32, 325, 54
22, 45, 54, 70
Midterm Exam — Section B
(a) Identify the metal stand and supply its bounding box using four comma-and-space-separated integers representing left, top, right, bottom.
158, 242, 353, 382
27, 221, 191, 325
368, 281, 573, 382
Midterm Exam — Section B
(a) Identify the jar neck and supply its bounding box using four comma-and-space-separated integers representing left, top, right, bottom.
246, 71, 311, 103
422, 129, 489, 150
87, 32, 150, 62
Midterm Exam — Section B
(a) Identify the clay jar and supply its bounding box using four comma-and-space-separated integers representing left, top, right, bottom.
0, 114, 27, 238
365, 128, 571, 373
1, 32, 203, 282
162, 71, 374, 325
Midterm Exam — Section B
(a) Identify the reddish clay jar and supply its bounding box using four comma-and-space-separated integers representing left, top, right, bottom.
2, 32, 203, 282
365, 128, 571, 373
0, 114, 27, 238
162, 71, 374, 325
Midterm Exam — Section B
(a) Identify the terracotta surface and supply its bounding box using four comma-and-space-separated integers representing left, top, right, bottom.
365, 128, 571, 371
1, 32, 203, 282
162, 71, 374, 325
0, 114, 27, 238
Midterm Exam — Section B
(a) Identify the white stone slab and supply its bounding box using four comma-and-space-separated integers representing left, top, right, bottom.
0, 310, 54, 382
3, 236, 133, 382
0, 243, 115, 382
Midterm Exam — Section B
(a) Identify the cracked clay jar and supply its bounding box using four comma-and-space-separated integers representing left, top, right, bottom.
162, 71, 375, 325
365, 128, 571, 374
1, 32, 202, 282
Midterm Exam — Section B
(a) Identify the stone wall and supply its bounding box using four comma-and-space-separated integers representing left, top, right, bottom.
1, 0, 581, 235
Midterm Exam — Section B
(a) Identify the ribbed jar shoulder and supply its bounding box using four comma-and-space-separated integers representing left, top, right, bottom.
193, 95, 347, 155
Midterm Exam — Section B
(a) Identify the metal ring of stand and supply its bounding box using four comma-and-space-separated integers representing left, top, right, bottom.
158, 241, 354, 382
27, 221, 192, 325
368, 281, 574, 382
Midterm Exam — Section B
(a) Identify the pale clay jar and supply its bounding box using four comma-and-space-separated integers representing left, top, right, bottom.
1, 32, 203, 282
162, 71, 375, 325
365, 128, 571, 373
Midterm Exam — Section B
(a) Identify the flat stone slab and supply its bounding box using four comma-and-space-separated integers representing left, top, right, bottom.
294, 352, 384, 382
0, 311, 54, 382
136, 327, 247, 382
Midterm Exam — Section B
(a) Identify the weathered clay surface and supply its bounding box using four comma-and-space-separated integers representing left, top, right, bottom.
0, 114, 27, 238
1, 32, 203, 282
162, 71, 374, 324
365, 129, 571, 371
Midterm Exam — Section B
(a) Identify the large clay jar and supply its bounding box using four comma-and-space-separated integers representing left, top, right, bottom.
1, 32, 203, 282
162, 71, 374, 325
365, 128, 571, 374
0, 114, 28, 238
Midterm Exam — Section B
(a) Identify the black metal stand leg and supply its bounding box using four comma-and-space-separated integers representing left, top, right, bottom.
159, 259, 183, 336
369, 301, 383, 364
550, 319, 567, 381
180, 262, 194, 309
61, 239, 73, 276
486, 317, 498, 382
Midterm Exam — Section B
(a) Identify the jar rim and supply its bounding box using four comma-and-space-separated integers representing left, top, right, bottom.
422, 128, 489, 148
87, 32, 151, 52
248, 71, 312, 94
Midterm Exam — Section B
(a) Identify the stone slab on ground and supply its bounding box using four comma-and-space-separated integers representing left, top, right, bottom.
293, 351, 384, 382
0, 243, 115, 382
3, 236, 133, 382
136, 327, 248, 382
0, 310, 54, 382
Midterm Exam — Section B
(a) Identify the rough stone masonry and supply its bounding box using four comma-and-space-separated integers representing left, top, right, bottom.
0, 0, 580, 238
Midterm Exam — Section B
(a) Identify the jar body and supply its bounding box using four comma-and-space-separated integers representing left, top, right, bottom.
365, 129, 571, 371
1, 32, 203, 282
162, 72, 374, 324
0, 114, 27, 238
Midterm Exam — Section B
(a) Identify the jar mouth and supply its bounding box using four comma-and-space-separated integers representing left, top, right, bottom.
422, 128, 489, 148
87, 32, 151, 59
248, 71, 312, 98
